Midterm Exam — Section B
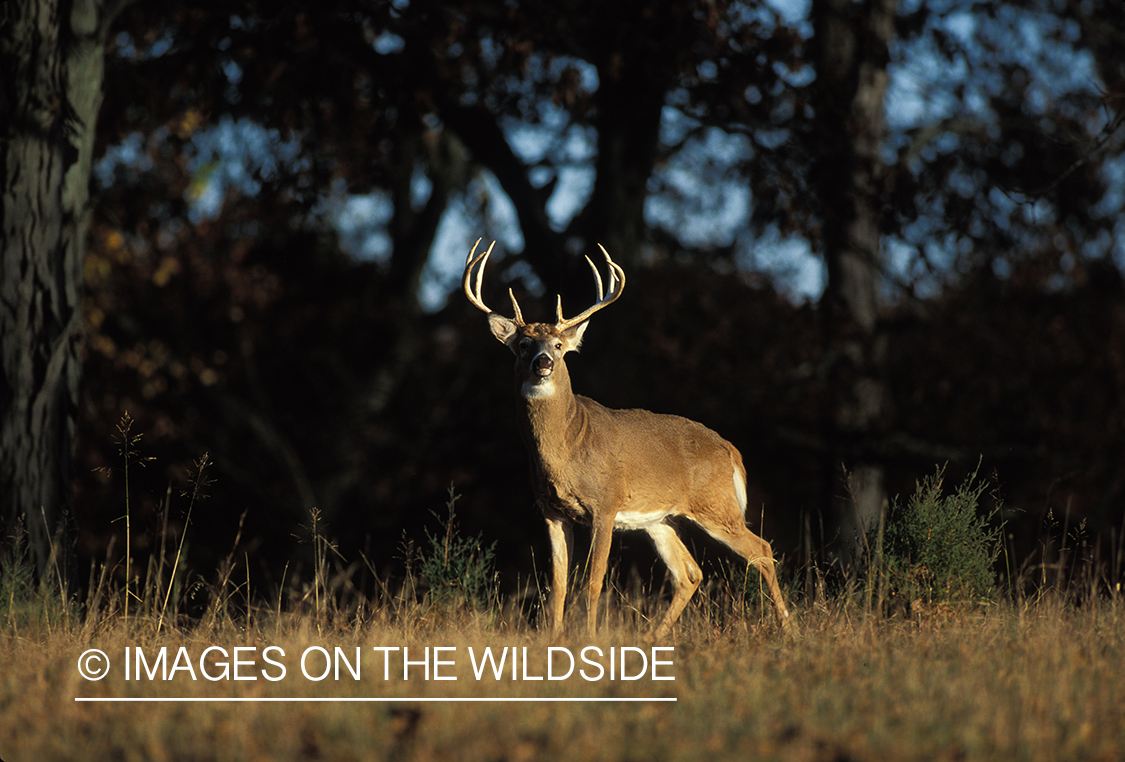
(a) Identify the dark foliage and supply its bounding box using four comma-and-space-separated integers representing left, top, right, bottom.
45, 0, 1125, 601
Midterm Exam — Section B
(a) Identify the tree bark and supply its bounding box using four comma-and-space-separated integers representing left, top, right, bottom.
1, 0, 124, 584
580, 54, 667, 273
811, 0, 896, 560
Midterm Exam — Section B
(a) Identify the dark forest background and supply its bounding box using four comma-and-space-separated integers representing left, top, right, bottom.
3, 0, 1124, 605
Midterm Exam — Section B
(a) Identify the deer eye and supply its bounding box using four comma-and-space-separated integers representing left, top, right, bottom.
554, 342, 562, 351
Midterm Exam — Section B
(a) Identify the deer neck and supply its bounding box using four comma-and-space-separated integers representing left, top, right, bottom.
516, 364, 585, 463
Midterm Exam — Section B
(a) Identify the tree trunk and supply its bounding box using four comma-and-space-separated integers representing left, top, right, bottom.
1, 0, 123, 585
811, 0, 896, 560
581, 57, 666, 273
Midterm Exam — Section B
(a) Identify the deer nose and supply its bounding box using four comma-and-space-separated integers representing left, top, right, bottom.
532, 353, 554, 376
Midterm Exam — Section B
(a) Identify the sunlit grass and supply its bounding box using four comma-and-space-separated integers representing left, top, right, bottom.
3, 431, 1123, 761
3, 570, 1123, 762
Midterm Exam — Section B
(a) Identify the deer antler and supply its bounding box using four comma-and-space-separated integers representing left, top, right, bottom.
463, 238, 525, 325
555, 244, 626, 330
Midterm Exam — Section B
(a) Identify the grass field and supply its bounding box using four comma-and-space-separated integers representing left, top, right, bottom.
3, 460, 1122, 761
2, 584, 1123, 762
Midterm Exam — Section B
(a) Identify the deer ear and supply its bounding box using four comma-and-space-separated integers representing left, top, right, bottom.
488, 314, 519, 352
560, 320, 589, 352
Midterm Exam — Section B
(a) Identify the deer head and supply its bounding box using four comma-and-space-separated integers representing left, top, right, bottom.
462, 238, 625, 399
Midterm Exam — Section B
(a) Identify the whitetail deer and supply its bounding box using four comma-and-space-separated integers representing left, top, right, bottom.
464, 239, 792, 638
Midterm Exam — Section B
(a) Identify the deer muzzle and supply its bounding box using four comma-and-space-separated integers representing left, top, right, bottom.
532, 353, 554, 376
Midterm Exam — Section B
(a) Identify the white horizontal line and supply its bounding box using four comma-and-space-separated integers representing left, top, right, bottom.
75, 696, 676, 703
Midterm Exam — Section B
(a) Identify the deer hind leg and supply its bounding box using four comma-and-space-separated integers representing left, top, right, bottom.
704, 523, 792, 632
645, 522, 703, 639
544, 516, 573, 636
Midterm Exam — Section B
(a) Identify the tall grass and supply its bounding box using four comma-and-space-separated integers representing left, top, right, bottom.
2, 433, 1124, 761
2, 562, 1123, 762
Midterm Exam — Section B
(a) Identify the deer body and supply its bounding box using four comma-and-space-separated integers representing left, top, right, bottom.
523, 391, 744, 534
465, 241, 791, 638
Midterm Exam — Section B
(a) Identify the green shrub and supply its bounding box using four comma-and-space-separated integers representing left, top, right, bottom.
872, 465, 1002, 604
417, 486, 499, 612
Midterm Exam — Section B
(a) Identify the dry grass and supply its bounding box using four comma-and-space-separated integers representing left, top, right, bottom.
2, 586, 1124, 762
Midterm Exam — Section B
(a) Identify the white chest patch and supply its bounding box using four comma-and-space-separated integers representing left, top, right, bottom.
521, 378, 555, 398
613, 508, 673, 530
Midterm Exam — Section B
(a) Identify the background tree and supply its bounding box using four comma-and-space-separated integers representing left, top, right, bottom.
809, 0, 897, 556
1, 0, 130, 583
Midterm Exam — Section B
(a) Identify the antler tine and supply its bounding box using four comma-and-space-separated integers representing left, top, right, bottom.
463, 238, 495, 313
464, 237, 482, 267
587, 254, 606, 301
555, 244, 626, 329
507, 288, 525, 325
462, 239, 526, 325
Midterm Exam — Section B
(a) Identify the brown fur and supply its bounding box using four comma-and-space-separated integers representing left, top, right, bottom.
491, 317, 792, 638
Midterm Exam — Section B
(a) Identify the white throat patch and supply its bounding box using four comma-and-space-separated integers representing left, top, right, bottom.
521, 377, 556, 398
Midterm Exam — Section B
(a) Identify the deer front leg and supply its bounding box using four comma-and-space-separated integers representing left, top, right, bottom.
584, 511, 615, 637
544, 516, 573, 636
